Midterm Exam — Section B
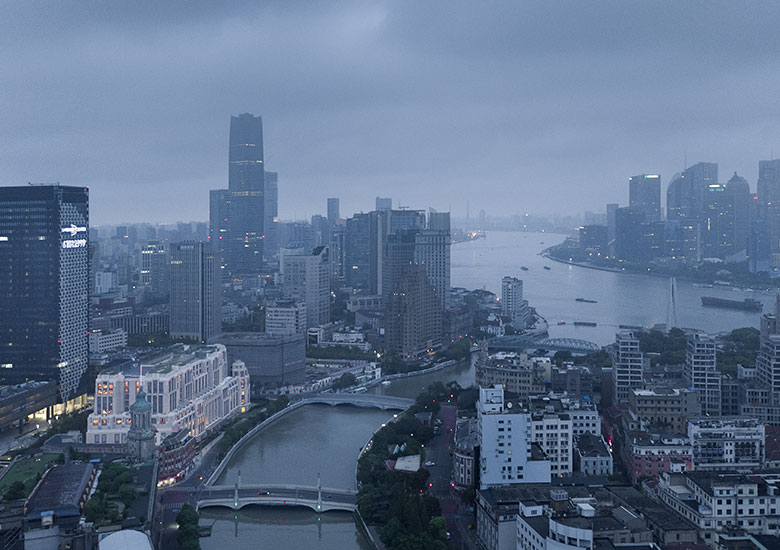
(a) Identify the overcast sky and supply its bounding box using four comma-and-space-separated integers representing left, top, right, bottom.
2, 1, 779, 225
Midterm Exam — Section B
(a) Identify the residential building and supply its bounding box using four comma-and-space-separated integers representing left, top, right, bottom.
169, 241, 221, 342
414, 223, 451, 309
282, 246, 330, 328
453, 418, 478, 489
477, 385, 551, 489
476, 352, 541, 401
86, 344, 249, 445
658, 471, 780, 543
88, 328, 127, 353
688, 417, 765, 470
0, 185, 90, 405
384, 264, 442, 358
574, 433, 613, 476
628, 387, 700, 434
501, 276, 530, 329
623, 431, 692, 484
611, 331, 645, 405
684, 333, 722, 416
264, 301, 307, 336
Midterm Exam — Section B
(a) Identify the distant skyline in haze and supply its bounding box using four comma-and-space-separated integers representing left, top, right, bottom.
2, 1, 780, 225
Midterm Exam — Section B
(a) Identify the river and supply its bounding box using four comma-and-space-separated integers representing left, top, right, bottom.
201, 230, 770, 548
453, 231, 774, 345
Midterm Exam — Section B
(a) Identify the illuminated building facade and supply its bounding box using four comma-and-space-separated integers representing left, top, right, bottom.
86, 344, 248, 445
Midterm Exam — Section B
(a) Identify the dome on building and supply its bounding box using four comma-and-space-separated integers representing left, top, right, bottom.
130, 389, 151, 412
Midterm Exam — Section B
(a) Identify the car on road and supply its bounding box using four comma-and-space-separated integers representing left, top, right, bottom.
257, 490, 270, 495
424, 461, 435, 466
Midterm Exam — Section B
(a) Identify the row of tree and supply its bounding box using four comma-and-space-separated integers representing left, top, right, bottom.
83, 462, 138, 524
357, 385, 457, 550
176, 503, 201, 550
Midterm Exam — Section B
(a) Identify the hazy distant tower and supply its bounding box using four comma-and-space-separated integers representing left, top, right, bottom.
228, 113, 265, 274
629, 174, 661, 222
327, 198, 340, 224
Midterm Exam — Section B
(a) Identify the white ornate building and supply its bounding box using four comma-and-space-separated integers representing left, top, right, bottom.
87, 344, 249, 445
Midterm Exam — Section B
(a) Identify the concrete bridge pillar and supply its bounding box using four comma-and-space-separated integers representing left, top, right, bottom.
317, 472, 322, 512
234, 470, 241, 509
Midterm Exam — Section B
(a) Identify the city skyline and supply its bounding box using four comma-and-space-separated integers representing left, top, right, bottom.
2, 2, 780, 225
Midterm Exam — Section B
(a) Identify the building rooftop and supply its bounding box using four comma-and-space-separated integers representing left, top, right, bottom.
576, 433, 611, 458
26, 463, 94, 521
454, 418, 478, 451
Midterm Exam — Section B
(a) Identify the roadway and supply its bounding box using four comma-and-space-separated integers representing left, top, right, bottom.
425, 403, 478, 550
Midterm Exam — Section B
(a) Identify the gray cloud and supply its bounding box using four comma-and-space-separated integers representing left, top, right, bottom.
1, 1, 779, 224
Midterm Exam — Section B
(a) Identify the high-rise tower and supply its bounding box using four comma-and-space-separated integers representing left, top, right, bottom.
228, 113, 265, 274
629, 174, 661, 222
0, 185, 89, 403
169, 241, 221, 342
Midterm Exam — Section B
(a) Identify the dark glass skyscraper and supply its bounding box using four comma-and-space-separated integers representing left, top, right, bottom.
169, 241, 221, 343
228, 113, 265, 274
0, 185, 89, 402
628, 174, 661, 222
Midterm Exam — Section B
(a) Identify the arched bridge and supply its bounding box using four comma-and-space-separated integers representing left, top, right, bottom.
197, 483, 356, 513
489, 335, 600, 353
536, 338, 601, 353
291, 393, 413, 410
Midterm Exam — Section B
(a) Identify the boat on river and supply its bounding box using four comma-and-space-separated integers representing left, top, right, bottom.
521, 266, 529, 271
573, 321, 597, 327
701, 296, 762, 311
575, 298, 598, 303
544, 266, 551, 270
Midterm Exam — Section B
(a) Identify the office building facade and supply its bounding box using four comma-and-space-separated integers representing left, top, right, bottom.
0, 185, 90, 403
282, 246, 330, 328
629, 174, 661, 222
169, 241, 221, 342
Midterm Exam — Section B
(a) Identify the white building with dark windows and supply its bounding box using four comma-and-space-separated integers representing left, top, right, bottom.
265, 301, 307, 336
501, 276, 530, 329
87, 344, 248, 445
282, 246, 330, 328
611, 331, 645, 404
684, 332, 722, 416
477, 386, 551, 489
688, 417, 765, 470
658, 471, 780, 544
